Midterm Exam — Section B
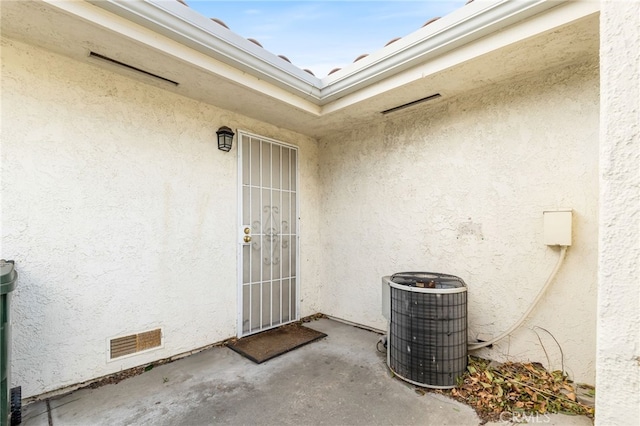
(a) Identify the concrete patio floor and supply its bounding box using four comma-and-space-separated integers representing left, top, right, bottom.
20, 318, 593, 425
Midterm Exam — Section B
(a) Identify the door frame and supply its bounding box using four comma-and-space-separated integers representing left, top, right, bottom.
236, 130, 300, 337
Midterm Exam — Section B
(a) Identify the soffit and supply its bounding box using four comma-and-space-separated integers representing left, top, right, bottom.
0, 0, 599, 139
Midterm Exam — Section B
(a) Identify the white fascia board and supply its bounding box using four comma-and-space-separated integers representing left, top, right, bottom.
86, 0, 323, 102
318, 0, 565, 104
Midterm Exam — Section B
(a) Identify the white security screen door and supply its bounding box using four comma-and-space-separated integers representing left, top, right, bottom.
238, 131, 299, 336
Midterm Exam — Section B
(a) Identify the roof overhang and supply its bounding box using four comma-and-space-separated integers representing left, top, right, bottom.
87, 0, 324, 102
1, 0, 600, 139
87, 0, 582, 105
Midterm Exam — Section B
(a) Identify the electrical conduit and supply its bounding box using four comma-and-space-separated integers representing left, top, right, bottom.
468, 246, 568, 350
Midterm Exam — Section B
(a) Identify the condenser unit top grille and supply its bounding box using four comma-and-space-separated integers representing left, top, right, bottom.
391, 272, 466, 289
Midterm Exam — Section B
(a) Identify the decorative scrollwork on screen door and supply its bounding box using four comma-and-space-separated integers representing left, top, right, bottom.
251, 205, 289, 265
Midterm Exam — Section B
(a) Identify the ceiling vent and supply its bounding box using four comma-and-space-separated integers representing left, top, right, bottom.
381, 93, 442, 115
89, 52, 179, 86
110, 328, 162, 359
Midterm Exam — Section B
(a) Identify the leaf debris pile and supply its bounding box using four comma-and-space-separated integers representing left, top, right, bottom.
442, 356, 594, 422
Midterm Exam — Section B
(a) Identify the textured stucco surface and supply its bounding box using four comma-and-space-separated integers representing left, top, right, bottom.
596, 2, 640, 424
318, 59, 600, 384
0, 8, 621, 402
0, 37, 321, 398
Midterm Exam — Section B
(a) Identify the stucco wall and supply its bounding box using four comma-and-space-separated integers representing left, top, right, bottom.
318, 59, 599, 384
596, 1, 640, 424
1, 37, 321, 398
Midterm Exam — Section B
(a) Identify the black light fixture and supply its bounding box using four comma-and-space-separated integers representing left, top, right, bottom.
216, 126, 235, 152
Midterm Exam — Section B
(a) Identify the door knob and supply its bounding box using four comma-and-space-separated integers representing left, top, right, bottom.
244, 235, 252, 243
244, 227, 251, 234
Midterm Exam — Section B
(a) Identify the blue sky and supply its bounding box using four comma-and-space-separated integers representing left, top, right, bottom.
185, 1, 467, 77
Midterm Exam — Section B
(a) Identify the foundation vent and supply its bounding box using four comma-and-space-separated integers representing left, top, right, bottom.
110, 329, 162, 359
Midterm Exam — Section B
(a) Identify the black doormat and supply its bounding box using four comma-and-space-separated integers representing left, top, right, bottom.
227, 323, 327, 364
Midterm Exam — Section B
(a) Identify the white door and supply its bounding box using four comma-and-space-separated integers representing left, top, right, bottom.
238, 131, 299, 336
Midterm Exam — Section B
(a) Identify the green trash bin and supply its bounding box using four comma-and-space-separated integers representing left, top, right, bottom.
1, 260, 19, 426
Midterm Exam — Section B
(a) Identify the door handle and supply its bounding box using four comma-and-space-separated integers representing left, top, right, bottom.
244, 235, 252, 243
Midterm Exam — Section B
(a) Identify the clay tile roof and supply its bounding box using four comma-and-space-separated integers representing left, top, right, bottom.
179, 2, 471, 78
422, 17, 441, 27
384, 37, 401, 47
354, 53, 369, 62
210, 18, 229, 29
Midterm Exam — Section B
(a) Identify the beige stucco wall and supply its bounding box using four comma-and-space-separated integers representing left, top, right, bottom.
596, 1, 640, 424
318, 59, 599, 384
0, 37, 321, 398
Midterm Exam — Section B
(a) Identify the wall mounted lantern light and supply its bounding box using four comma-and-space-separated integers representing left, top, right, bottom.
216, 126, 235, 152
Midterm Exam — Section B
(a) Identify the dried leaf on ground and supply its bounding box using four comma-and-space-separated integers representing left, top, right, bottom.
434, 356, 594, 423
